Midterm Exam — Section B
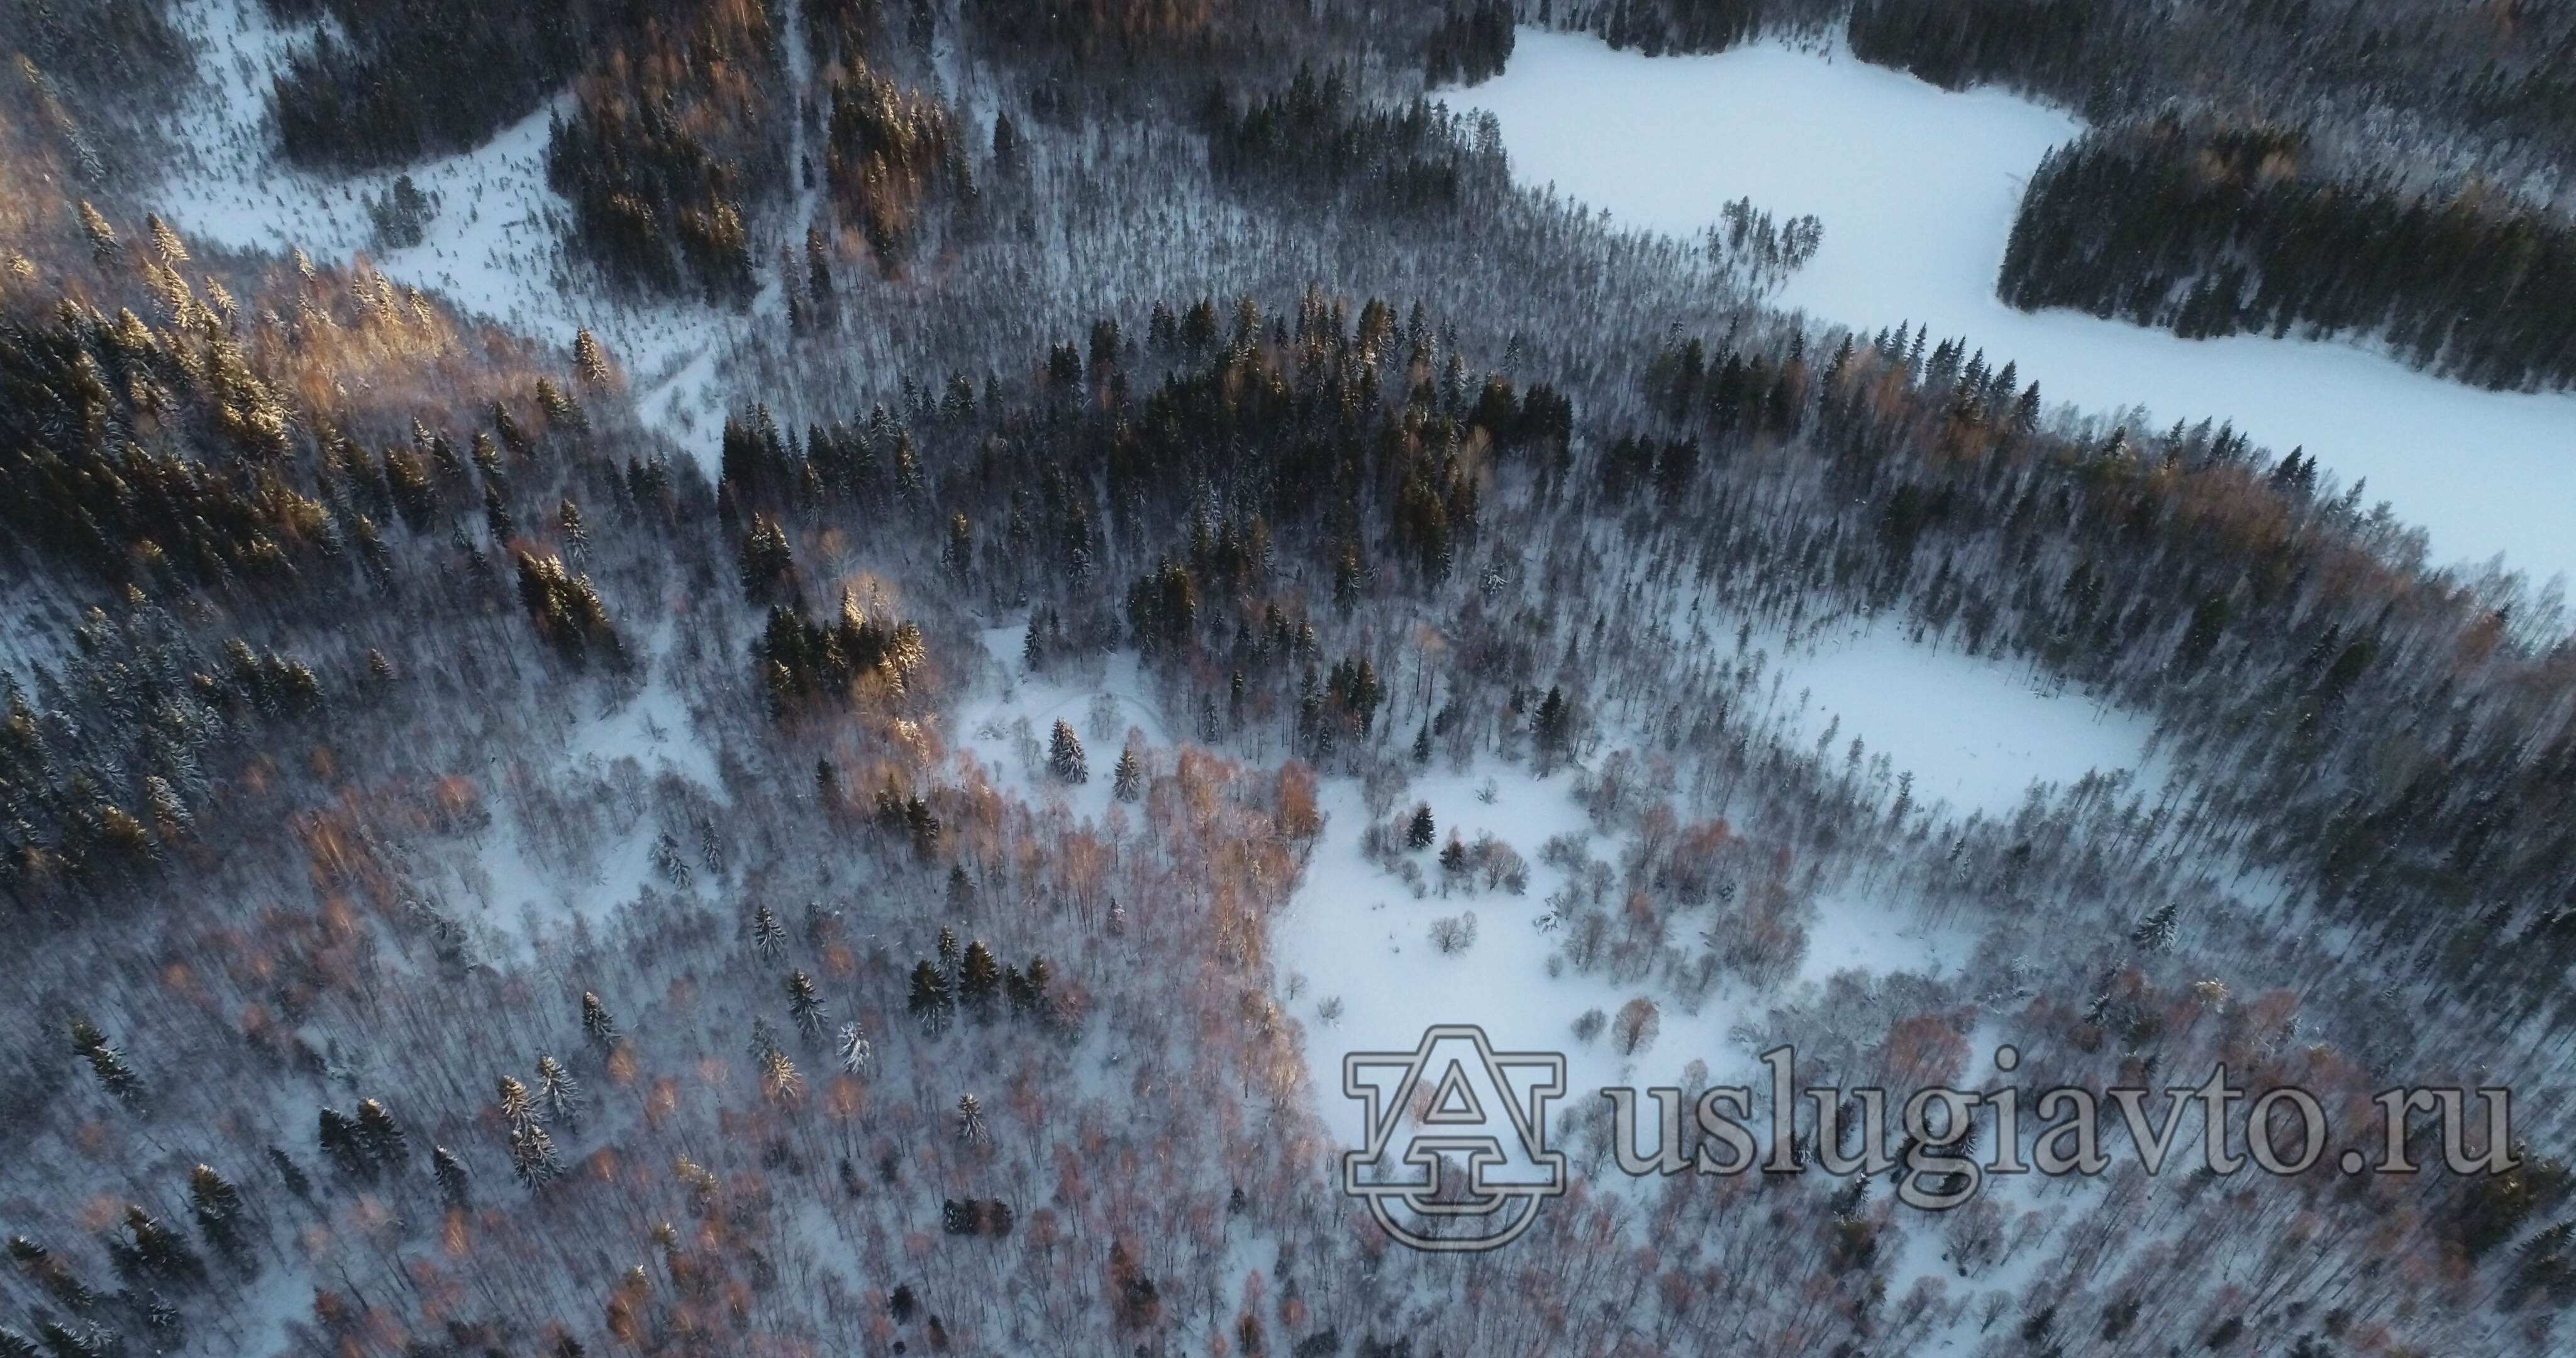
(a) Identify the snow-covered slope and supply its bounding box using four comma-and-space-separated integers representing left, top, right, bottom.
152, 0, 752, 464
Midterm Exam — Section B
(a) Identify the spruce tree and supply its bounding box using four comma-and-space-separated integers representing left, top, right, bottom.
1533, 685, 1573, 771
581, 991, 621, 1049
109, 1206, 202, 1289
354, 1099, 408, 1169
786, 970, 830, 1041
2129, 903, 2180, 952
6, 1235, 97, 1312
737, 516, 794, 598
76, 201, 118, 266
534, 1054, 584, 1127
751, 903, 787, 960
143, 1294, 185, 1352
959, 942, 1001, 1019
508, 1122, 560, 1192
905, 795, 941, 857
1113, 743, 1143, 801
558, 498, 589, 560
496, 1076, 534, 1130
267, 1148, 314, 1203
572, 328, 613, 387
1024, 956, 1053, 1027
67, 1017, 142, 1108
746, 1016, 782, 1063
432, 1145, 471, 1209
909, 961, 955, 1035
318, 1107, 370, 1179
1406, 803, 1436, 850
187, 1166, 247, 1261
36, 1319, 105, 1358
1048, 720, 1087, 783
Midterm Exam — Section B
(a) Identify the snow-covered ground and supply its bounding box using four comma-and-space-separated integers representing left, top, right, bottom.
152, 0, 753, 463
1268, 595, 2158, 1139
1765, 621, 2160, 814
957, 626, 1169, 815
1274, 763, 1757, 1149
443, 623, 724, 950
0, 578, 77, 685
1453, 30, 2576, 587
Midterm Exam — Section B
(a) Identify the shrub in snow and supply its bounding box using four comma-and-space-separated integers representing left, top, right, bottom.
1613, 996, 1662, 1056
1362, 759, 1409, 817
1428, 911, 1478, 955
1572, 1007, 1606, 1044
1538, 831, 1592, 872
1470, 834, 1526, 893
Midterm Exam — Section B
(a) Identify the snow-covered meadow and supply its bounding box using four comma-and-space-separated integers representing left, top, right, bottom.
1272, 761, 1750, 1148
1453, 30, 2576, 587
1766, 620, 2161, 814
1269, 616, 2151, 1134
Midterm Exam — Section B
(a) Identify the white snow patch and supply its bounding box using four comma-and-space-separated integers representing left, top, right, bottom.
1454, 30, 2576, 585
954, 624, 1167, 819
1765, 621, 2162, 813
565, 627, 723, 789
447, 623, 723, 945
1275, 763, 1755, 1151
1798, 888, 1970, 988
0, 577, 78, 684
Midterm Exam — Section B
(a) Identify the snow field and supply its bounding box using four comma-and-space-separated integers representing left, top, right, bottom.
1453, 30, 2576, 587
1763, 618, 2164, 815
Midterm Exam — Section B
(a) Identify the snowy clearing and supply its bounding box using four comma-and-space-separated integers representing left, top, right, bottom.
1274, 763, 1757, 1149
1453, 30, 2576, 586
443, 623, 724, 951
1763, 619, 2162, 814
958, 625, 1167, 820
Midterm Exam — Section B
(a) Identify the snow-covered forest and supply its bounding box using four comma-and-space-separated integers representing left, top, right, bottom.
3, 0, 2574, 1354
